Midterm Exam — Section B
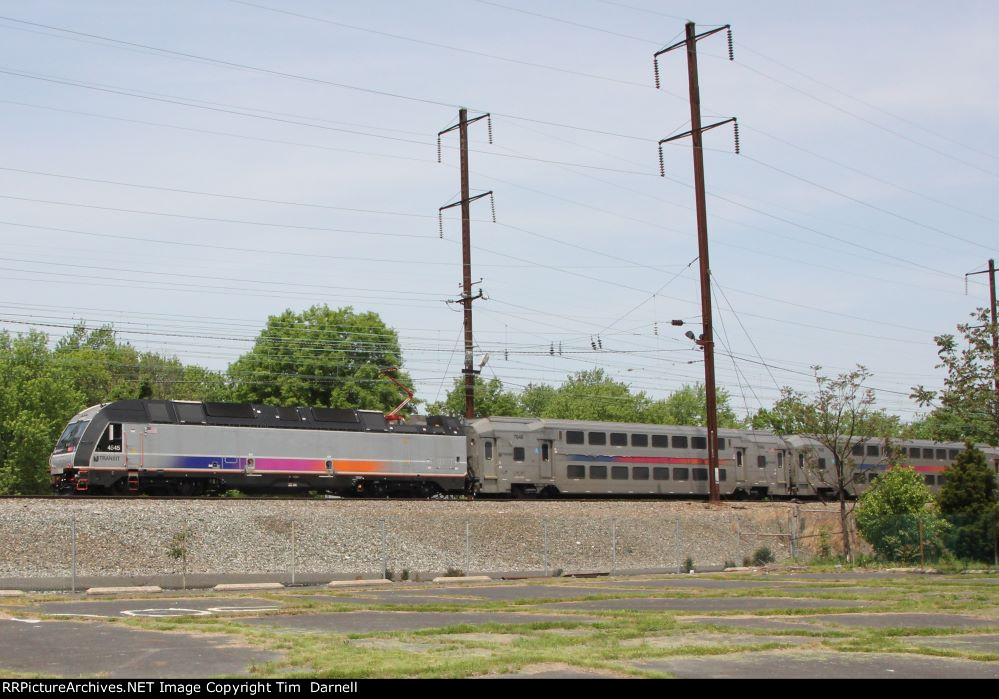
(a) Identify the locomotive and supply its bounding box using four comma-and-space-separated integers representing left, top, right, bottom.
50, 400, 999, 498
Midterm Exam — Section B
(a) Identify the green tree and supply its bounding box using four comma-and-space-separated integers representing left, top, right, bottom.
755, 366, 898, 562
855, 464, 948, 563
228, 305, 411, 411
646, 383, 742, 428
426, 376, 524, 417
0, 331, 85, 494
53, 322, 230, 404
530, 369, 650, 422
937, 443, 998, 563
520, 382, 557, 417
912, 308, 998, 445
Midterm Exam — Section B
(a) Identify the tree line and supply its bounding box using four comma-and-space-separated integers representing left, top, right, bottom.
1, 304, 996, 497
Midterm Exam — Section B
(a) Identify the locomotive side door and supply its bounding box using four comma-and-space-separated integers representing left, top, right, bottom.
124, 425, 144, 469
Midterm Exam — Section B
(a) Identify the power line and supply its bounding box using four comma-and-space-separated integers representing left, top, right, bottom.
227, 0, 651, 90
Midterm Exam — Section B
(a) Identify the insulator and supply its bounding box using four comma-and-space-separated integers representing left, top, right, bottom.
654, 321, 658, 336
658, 147, 665, 177
597, 335, 603, 349
558, 342, 562, 356
590, 337, 597, 351
550, 343, 554, 356
727, 28, 734, 61
733, 121, 741, 155
653, 58, 661, 89
438, 211, 444, 239
437, 135, 442, 163
490, 194, 496, 223
504, 348, 509, 361
487, 115, 493, 144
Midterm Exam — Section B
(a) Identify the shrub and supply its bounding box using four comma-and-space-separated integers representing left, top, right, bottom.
855, 466, 948, 563
937, 444, 998, 563
751, 547, 775, 566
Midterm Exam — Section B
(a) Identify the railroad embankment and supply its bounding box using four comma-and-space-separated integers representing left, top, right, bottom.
0, 499, 846, 587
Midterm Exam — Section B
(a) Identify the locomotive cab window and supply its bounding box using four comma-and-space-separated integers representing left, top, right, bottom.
96, 423, 123, 452
513, 447, 525, 462
758, 455, 767, 468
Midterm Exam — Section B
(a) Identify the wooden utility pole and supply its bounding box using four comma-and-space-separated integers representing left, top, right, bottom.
655, 22, 737, 504
438, 109, 494, 419
967, 258, 999, 434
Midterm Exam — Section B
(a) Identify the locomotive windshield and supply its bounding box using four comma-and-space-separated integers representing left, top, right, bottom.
53, 420, 88, 454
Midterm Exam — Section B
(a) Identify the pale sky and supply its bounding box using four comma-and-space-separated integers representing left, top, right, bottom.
1, 0, 997, 420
